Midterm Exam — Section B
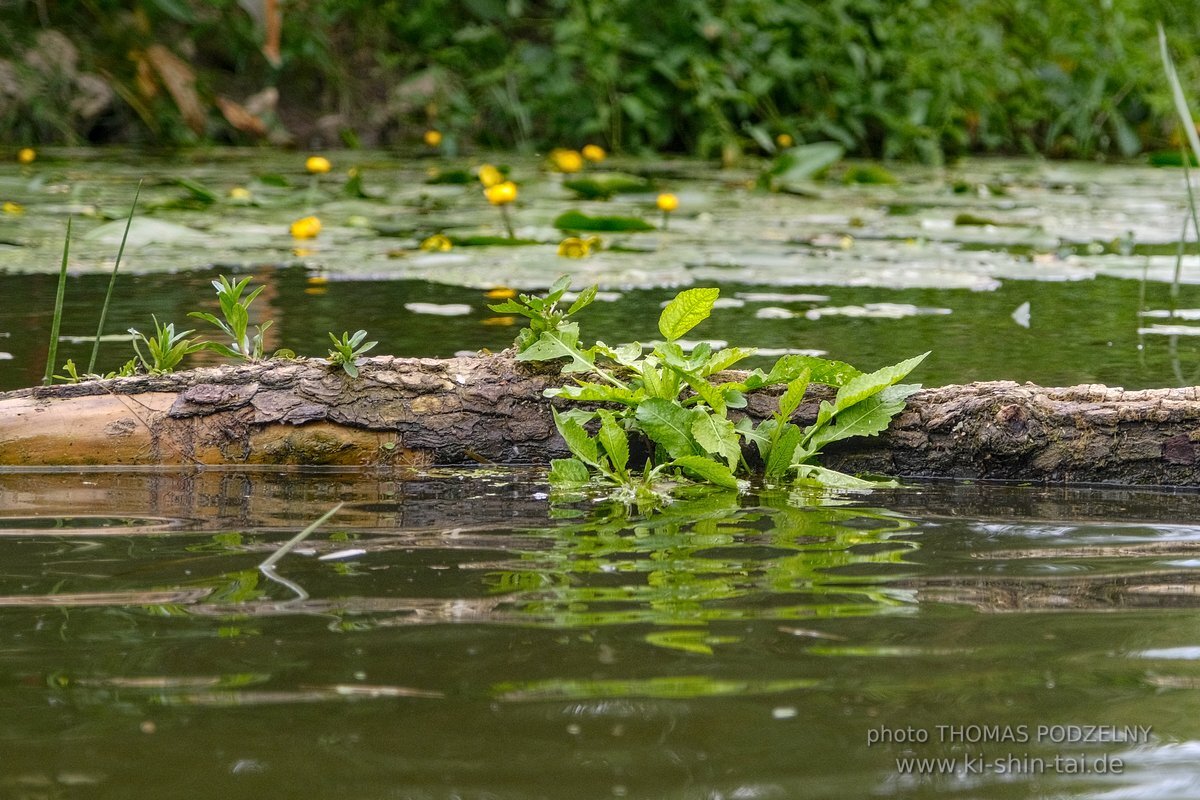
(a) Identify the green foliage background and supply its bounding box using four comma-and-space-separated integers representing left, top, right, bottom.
3, 0, 1199, 161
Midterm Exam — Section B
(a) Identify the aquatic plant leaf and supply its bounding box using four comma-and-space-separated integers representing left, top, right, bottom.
699, 346, 757, 376
635, 398, 696, 459
669, 455, 740, 490
659, 287, 719, 341
548, 458, 591, 486
807, 385, 918, 451
552, 410, 599, 465
553, 209, 655, 232
597, 410, 629, 475
832, 352, 929, 413
793, 464, 894, 490
765, 423, 803, 478
690, 411, 740, 469
778, 371, 811, 420
516, 324, 595, 372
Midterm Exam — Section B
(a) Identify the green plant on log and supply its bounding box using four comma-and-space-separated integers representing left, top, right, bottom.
128, 316, 205, 375
54, 357, 137, 384
487, 274, 598, 354
327, 330, 378, 378
513, 282, 927, 498
188, 275, 273, 361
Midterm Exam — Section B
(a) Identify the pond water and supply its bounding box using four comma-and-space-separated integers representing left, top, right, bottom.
3, 470, 1200, 799
4, 150, 1200, 798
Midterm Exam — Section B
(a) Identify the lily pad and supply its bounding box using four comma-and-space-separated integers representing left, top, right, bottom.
83, 218, 207, 246
562, 173, 652, 200
449, 235, 543, 247
553, 210, 655, 232
759, 142, 845, 193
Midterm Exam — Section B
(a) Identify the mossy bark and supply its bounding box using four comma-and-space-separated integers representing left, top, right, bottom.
3, 354, 1200, 486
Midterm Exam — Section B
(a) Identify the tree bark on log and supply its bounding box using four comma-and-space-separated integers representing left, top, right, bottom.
2, 354, 1200, 486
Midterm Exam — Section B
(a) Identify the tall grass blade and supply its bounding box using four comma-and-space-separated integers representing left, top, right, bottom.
258, 501, 345, 603
87, 180, 141, 374
1159, 23, 1200, 167
42, 217, 72, 386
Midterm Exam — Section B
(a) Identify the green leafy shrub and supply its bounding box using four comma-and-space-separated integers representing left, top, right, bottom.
511, 280, 927, 500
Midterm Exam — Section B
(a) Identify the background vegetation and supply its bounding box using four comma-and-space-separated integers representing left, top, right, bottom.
2, 0, 1199, 162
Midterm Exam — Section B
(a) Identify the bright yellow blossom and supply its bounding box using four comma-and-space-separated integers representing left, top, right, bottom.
581, 144, 606, 162
420, 234, 453, 251
557, 236, 601, 259
305, 155, 331, 174
229, 187, 252, 201
17, 148, 35, 165
3, 201, 23, 215
484, 181, 518, 205
290, 215, 322, 239
656, 193, 680, 212
775, 133, 794, 148
423, 130, 443, 147
477, 164, 504, 188
549, 148, 584, 173
486, 287, 516, 299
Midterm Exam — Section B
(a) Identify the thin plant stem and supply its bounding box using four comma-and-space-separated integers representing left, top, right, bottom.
499, 205, 515, 239
259, 501, 345, 572
42, 216, 71, 386
87, 180, 141, 374
258, 502, 345, 603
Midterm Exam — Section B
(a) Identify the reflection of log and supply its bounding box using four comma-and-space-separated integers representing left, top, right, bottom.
4, 354, 1200, 485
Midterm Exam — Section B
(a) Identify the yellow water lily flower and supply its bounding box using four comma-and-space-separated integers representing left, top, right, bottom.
420, 234, 453, 251
482, 316, 516, 326
2, 201, 23, 215
305, 155, 331, 174
486, 287, 516, 299
290, 215, 322, 239
477, 164, 504, 188
775, 133, 794, 148
484, 181, 518, 205
557, 235, 602, 259
17, 148, 35, 164
656, 192, 680, 212
549, 148, 583, 173
229, 186, 252, 200
424, 129, 443, 147
582, 144, 606, 162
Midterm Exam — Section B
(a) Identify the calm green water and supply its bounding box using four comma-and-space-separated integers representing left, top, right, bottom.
2, 470, 1200, 799
5, 151, 1200, 798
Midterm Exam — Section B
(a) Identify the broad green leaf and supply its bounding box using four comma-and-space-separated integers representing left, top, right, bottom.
669, 455, 741, 490
736, 417, 771, 457
793, 464, 894, 490
553, 209, 655, 232
677, 370, 726, 415
545, 383, 644, 405
723, 388, 747, 409
690, 410, 741, 469
765, 423, 803, 478
597, 410, 629, 475
552, 409, 599, 465
766, 354, 860, 387
635, 398, 696, 459
548, 458, 591, 486
696, 412, 739, 470
566, 284, 598, 315
778, 369, 811, 420
547, 274, 572, 303
833, 352, 929, 413
658, 287, 720, 341
808, 384, 918, 450
595, 340, 643, 366
700, 346, 757, 376
515, 324, 595, 373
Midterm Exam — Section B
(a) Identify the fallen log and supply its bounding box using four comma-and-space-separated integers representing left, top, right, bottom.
2, 353, 1200, 486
